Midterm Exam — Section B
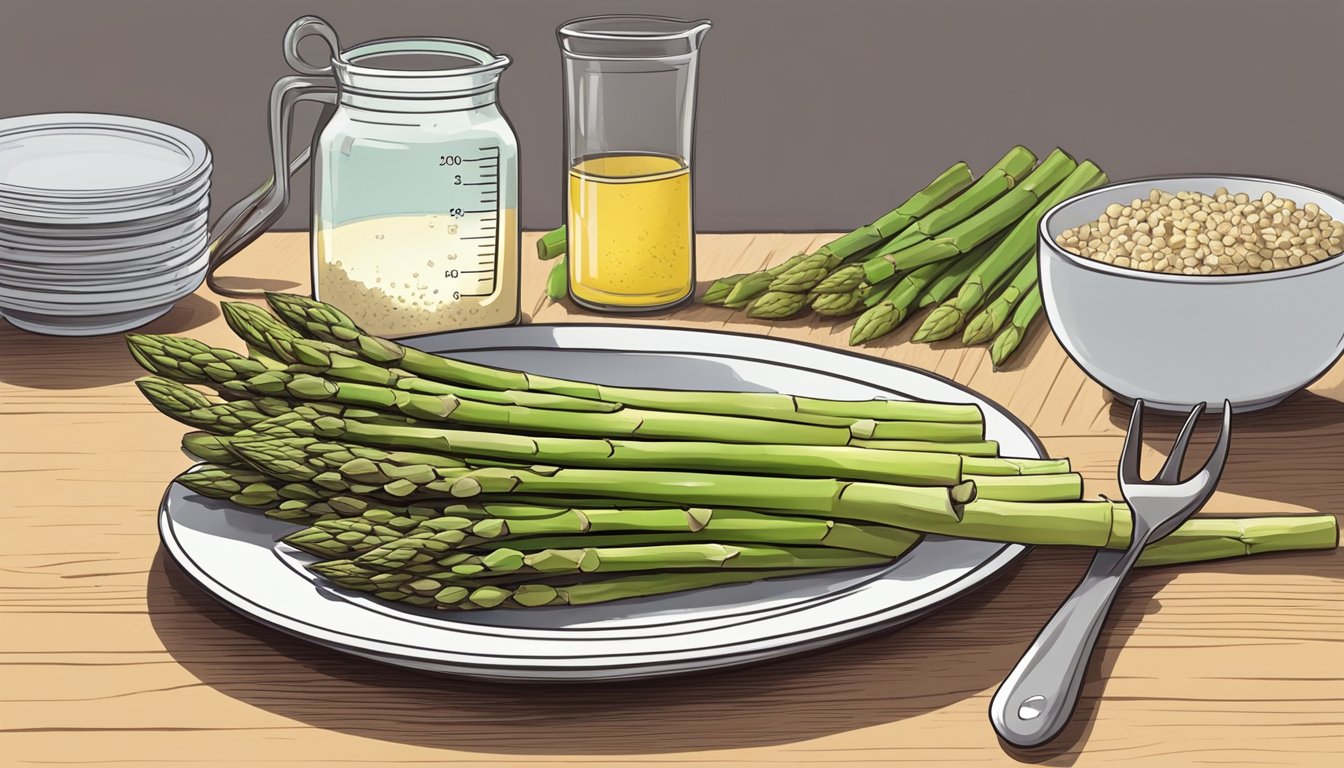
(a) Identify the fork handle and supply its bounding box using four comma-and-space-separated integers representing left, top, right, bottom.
989, 545, 1144, 747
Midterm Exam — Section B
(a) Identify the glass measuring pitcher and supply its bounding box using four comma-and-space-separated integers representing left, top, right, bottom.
208, 16, 519, 338
559, 16, 711, 312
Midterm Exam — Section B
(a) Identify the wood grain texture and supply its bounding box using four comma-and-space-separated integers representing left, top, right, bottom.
0, 232, 1340, 767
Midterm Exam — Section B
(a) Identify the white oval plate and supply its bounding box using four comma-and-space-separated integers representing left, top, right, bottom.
0, 113, 210, 202
159, 325, 1037, 681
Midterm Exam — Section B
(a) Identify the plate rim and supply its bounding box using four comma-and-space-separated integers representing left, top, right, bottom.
0, 112, 211, 200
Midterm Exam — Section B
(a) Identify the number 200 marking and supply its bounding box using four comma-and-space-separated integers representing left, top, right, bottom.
439, 155, 463, 166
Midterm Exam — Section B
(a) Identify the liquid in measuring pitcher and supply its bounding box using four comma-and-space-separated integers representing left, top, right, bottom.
315, 208, 519, 338
568, 153, 693, 309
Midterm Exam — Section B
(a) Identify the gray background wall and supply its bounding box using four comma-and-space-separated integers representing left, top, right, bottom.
3, 0, 1342, 232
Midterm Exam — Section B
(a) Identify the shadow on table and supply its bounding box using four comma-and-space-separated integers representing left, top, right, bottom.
146, 542, 1328, 758
1105, 390, 1344, 512
0, 294, 219, 388
1002, 546, 1341, 765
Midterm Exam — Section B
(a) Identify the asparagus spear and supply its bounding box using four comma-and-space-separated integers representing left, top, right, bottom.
219, 305, 626, 414
863, 149, 1077, 282
222, 435, 1100, 541
145, 384, 1035, 481
917, 243, 993, 309
740, 162, 977, 318
309, 561, 835, 610
962, 258, 1038, 345
853, 439, 1000, 455
718, 253, 810, 307
701, 272, 750, 306
864, 147, 1038, 261
743, 290, 809, 319
309, 512, 1340, 611
546, 256, 568, 301
223, 433, 981, 525
811, 263, 867, 295
990, 287, 1043, 368
133, 335, 993, 445
1133, 515, 1339, 568
847, 237, 1007, 348
335, 507, 922, 563
251, 412, 1075, 486
261, 292, 987, 425
762, 162, 975, 296
810, 289, 868, 317
174, 463, 335, 519
536, 226, 566, 260
227, 424, 1075, 504
863, 273, 903, 309
352, 541, 891, 580
166, 319, 993, 428
848, 263, 946, 346
912, 162, 1107, 343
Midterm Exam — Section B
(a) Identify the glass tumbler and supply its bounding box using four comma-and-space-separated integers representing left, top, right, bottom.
559, 15, 711, 312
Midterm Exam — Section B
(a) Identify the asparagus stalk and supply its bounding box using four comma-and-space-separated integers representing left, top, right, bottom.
863, 273, 903, 308
546, 256, 568, 301
133, 335, 991, 445
286, 504, 918, 558
261, 292, 988, 426
719, 253, 810, 307
912, 161, 1107, 343
742, 290, 809, 319
352, 541, 891, 580
863, 149, 1077, 282
202, 459, 1335, 571
763, 162, 975, 296
848, 230, 1019, 347
309, 513, 1340, 611
222, 435, 1098, 539
848, 263, 948, 345
218, 305, 626, 414
990, 287, 1043, 368
811, 263, 867, 295
536, 226, 566, 260
853, 439, 1000, 455
864, 147, 1038, 262
701, 272, 746, 305
962, 258, 1038, 345
741, 161, 977, 318
223, 434, 981, 526
917, 245, 993, 309
258, 412, 1070, 486
174, 463, 333, 517
309, 561, 835, 610
335, 507, 922, 563
810, 289, 868, 317
1133, 515, 1339, 568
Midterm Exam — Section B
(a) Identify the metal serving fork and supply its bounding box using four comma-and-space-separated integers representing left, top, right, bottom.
989, 399, 1232, 748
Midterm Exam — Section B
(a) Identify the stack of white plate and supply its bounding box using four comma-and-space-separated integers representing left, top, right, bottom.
0, 113, 212, 336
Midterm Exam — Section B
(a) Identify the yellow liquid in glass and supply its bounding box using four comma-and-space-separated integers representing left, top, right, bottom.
567, 153, 693, 308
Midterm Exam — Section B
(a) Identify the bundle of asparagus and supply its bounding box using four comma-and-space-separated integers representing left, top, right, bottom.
537, 146, 1100, 367
130, 293, 1337, 611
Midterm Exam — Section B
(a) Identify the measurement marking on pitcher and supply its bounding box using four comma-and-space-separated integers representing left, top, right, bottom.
435, 145, 502, 300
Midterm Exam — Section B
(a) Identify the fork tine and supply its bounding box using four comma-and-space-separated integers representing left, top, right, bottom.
1119, 399, 1146, 485
1156, 401, 1207, 482
1192, 400, 1233, 486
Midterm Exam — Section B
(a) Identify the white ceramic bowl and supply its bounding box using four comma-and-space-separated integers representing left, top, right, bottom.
1040, 175, 1344, 412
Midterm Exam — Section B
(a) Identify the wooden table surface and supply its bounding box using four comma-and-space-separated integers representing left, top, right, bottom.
2, 232, 1341, 767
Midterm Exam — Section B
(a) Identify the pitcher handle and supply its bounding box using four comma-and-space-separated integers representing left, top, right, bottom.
284, 15, 343, 76
205, 75, 336, 297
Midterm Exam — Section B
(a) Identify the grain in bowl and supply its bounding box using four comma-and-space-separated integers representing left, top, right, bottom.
1055, 187, 1344, 275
